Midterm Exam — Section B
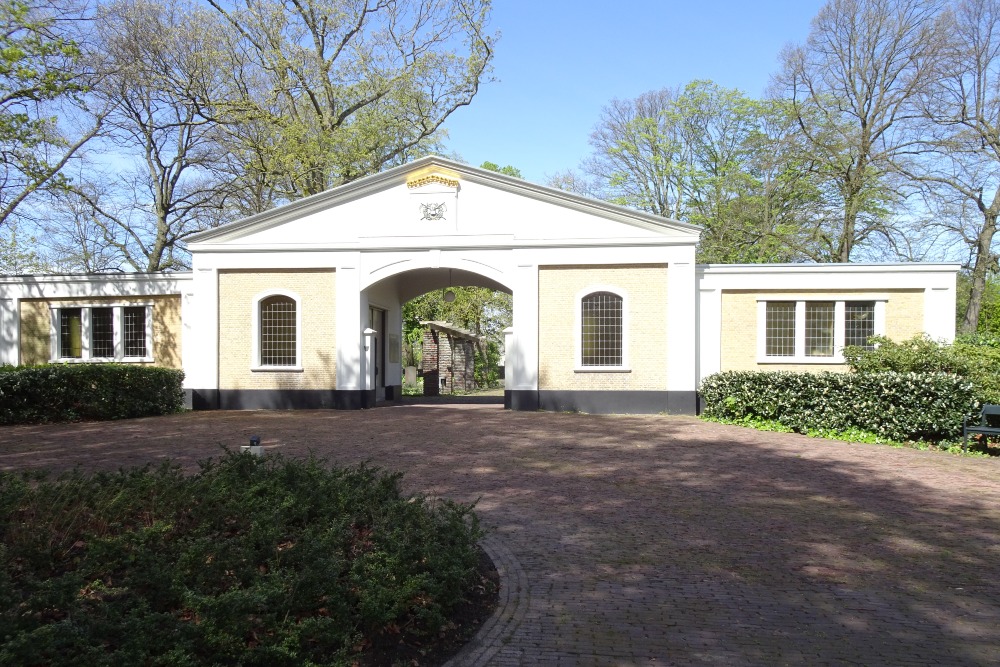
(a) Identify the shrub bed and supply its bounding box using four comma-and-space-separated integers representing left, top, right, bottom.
0, 364, 184, 424
0, 452, 486, 666
700, 370, 977, 441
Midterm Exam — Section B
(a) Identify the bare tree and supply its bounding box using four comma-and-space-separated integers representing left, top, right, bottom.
898, 0, 1000, 332
68, 0, 240, 271
775, 0, 943, 261
583, 87, 690, 219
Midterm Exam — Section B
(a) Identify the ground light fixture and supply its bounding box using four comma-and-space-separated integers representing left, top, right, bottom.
242, 435, 264, 456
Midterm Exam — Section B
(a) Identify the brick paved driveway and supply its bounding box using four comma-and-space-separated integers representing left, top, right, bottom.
2, 404, 999, 666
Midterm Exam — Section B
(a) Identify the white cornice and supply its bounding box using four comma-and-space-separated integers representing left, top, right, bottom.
697, 263, 960, 275
0, 272, 192, 285
0, 272, 192, 299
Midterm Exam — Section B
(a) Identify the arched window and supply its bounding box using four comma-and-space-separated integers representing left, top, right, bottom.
580, 291, 623, 367
259, 295, 297, 366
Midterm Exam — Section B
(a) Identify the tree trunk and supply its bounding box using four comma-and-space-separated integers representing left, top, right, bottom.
962, 213, 998, 334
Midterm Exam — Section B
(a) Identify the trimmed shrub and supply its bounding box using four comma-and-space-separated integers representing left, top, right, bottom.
700, 370, 977, 441
844, 335, 1000, 404
0, 452, 484, 667
0, 364, 184, 424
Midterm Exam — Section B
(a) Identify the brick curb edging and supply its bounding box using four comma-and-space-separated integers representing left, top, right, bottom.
443, 533, 528, 667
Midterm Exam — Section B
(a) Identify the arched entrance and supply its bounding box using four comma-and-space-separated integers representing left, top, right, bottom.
358, 261, 515, 406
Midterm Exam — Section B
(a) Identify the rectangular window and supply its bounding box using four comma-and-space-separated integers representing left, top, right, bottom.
53, 305, 151, 362
760, 299, 884, 363
845, 301, 876, 349
60, 308, 83, 358
91, 307, 115, 358
765, 302, 795, 357
805, 302, 835, 357
123, 307, 147, 357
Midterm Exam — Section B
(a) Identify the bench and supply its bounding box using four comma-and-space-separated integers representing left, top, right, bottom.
963, 404, 1000, 452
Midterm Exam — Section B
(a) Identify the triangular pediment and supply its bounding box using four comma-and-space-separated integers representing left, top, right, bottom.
187, 156, 702, 250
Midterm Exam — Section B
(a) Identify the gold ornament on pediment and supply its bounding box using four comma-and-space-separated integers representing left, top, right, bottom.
405, 167, 460, 189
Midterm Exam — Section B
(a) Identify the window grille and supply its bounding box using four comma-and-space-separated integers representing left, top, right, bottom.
845, 301, 876, 349
805, 302, 835, 357
765, 302, 796, 356
60, 308, 83, 358
91, 307, 115, 357
260, 296, 297, 366
124, 307, 147, 357
581, 291, 623, 366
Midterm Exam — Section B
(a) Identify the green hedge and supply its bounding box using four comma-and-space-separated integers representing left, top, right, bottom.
700, 370, 977, 441
0, 364, 185, 424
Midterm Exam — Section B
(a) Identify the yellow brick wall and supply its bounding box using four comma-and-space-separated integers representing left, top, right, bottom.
18, 295, 182, 367
720, 289, 926, 372
538, 264, 668, 391
884, 290, 925, 341
218, 270, 336, 391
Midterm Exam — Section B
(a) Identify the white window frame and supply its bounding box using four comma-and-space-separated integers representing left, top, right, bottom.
574, 285, 631, 373
49, 304, 154, 363
251, 290, 303, 372
756, 297, 886, 364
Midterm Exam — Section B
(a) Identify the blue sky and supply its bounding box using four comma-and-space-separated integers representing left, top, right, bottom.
442, 1, 826, 184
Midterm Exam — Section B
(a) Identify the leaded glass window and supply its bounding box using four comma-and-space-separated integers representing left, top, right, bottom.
845, 301, 876, 349
123, 307, 147, 357
91, 307, 115, 358
60, 308, 83, 358
581, 291, 623, 367
260, 296, 297, 366
765, 302, 796, 357
805, 302, 835, 357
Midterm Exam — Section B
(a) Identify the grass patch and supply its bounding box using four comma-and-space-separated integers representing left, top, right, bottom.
703, 415, 993, 457
0, 451, 490, 665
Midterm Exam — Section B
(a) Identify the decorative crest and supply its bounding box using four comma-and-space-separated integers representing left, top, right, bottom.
419, 202, 447, 220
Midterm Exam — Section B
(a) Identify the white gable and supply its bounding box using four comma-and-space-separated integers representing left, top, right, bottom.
187, 157, 701, 251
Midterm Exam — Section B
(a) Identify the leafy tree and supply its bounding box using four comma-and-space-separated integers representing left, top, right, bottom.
0, 0, 99, 228
480, 160, 522, 178
206, 0, 495, 199
579, 81, 825, 262
0, 222, 47, 273
957, 272, 1000, 337
403, 286, 511, 386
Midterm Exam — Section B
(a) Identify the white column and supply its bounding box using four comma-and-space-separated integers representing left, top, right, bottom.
925, 287, 957, 342
0, 297, 17, 365
503, 326, 514, 390
363, 328, 376, 391
696, 287, 721, 383
509, 260, 538, 391
184, 267, 218, 392
336, 257, 362, 390
666, 251, 697, 402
